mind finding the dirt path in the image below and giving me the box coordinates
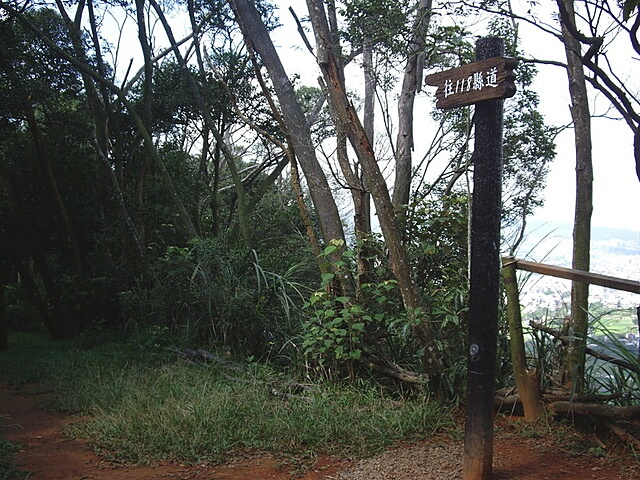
[0,385,347,479]
[1,385,638,479]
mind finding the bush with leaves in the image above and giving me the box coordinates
[301,240,414,380]
[407,194,469,395]
[120,238,308,357]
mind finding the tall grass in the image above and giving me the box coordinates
[585,318,640,403]
[0,333,453,465]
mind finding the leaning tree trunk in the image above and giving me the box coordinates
[306,0,441,377]
[502,260,544,421]
[327,0,372,289]
[558,0,593,394]
[229,0,347,253]
[0,263,8,352]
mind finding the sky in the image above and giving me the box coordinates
[102,0,640,234]
[516,13,640,233]
[273,1,640,234]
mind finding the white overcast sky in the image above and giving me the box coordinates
[515,11,640,233]
[273,1,640,233]
[103,0,639,233]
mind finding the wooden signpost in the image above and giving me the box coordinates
[424,55,517,109]
[425,38,517,480]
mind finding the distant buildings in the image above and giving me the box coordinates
[516,227,640,332]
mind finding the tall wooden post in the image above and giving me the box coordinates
[462,37,505,480]
[0,267,7,352]
[424,35,516,480]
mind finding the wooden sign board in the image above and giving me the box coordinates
[424,56,517,109]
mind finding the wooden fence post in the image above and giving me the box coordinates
[502,259,544,421]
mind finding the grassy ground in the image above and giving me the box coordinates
[0,332,453,467]
[593,308,638,337]
[0,439,23,480]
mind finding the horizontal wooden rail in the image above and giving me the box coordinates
[502,258,640,295]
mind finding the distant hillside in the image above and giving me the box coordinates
[525,220,640,243]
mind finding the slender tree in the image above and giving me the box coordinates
[392,0,433,224]
[229,0,348,256]
[558,0,593,393]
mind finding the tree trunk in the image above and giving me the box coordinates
[0,263,8,352]
[635,127,640,181]
[356,39,375,288]
[86,0,113,222]
[229,0,347,251]
[151,0,256,250]
[558,0,593,394]
[135,0,153,129]
[325,0,371,290]
[289,152,324,269]
[91,137,147,259]
[392,0,433,223]
[305,0,441,377]
[24,103,83,275]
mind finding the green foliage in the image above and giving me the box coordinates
[0,7,128,339]
[584,318,640,405]
[2,283,39,331]
[303,245,363,367]
[425,19,556,255]
[623,0,640,21]
[299,217,475,397]
[523,301,640,401]
[302,241,408,377]
[408,194,470,397]
[0,8,82,107]
[0,333,71,387]
[0,3,306,344]
[0,439,24,480]
[424,24,475,69]
[489,19,558,242]
[304,280,398,367]
[301,194,495,400]
[120,238,308,357]
[0,1,556,407]
[341,0,410,55]
[247,181,319,275]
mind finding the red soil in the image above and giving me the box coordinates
[1,384,637,479]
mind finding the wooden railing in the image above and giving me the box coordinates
[502,257,640,294]
[500,257,640,422]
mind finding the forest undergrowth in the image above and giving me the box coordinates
[0,332,453,467]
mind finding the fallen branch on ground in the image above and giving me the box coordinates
[548,401,640,419]
[364,357,429,385]
[169,347,243,371]
[543,392,623,403]
[606,421,640,450]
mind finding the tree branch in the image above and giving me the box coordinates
[530,321,640,375]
